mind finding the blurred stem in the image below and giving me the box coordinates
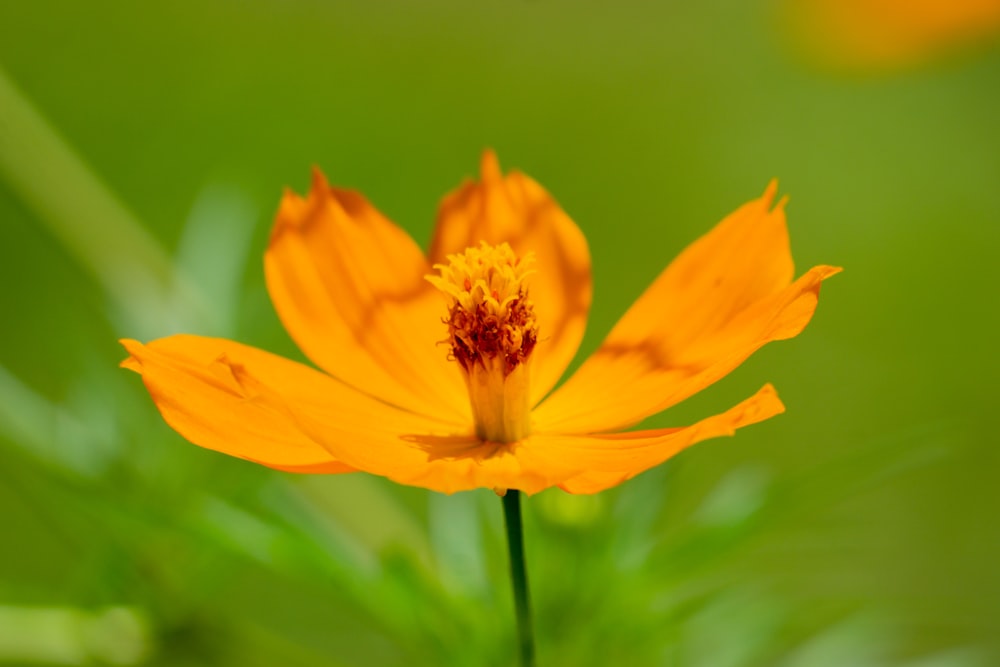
[0,67,207,329]
[502,490,535,667]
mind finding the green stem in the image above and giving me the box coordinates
[501,490,535,667]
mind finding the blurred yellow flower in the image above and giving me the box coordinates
[121,152,839,495]
[784,0,1000,71]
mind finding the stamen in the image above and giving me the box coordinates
[427,242,538,376]
[427,242,538,443]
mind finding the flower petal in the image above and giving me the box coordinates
[541,384,785,494]
[286,411,579,495]
[430,151,592,406]
[120,335,457,473]
[289,385,778,496]
[266,169,470,424]
[534,184,840,433]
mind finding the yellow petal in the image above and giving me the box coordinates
[292,379,774,495]
[534,184,840,433]
[613,181,794,354]
[122,336,784,495]
[286,406,580,495]
[541,384,785,494]
[266,169,470,423]
[119,335,456,473]
[430,151,592,406]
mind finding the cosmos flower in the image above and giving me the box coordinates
[121,152,839,495]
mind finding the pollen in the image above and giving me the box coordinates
[427,242,538,443]
[427,242,539,376]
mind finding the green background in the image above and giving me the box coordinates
[1,1,998,665]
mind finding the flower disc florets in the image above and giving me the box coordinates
[428,241,538,376]
[427,241,538,444]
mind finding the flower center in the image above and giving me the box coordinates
[427,241,538,443]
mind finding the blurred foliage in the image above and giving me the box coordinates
[1,0,999,665]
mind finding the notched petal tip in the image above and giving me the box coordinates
[119,338,144,372]
[744,383,786,423]
[762,178,780,205]
[270,166,337,245]
[802,265,844,297]
[816,264,844,280]
[270,190,307,244]
[761,179,791,214]
[480,148,502,183]
[309,165,331,194]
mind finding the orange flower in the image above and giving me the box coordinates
[784,0,1000,72]
[121,152,839,495]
